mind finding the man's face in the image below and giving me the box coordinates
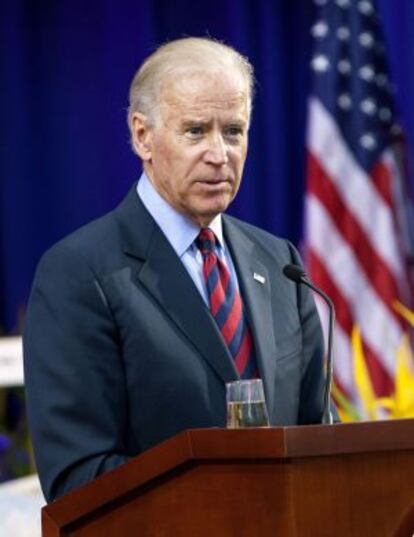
[133,70,250,226]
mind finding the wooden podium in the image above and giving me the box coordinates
[42,420,414,537]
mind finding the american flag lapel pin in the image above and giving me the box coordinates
[253,272,266,285]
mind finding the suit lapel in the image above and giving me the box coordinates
[115,187,239,384]
[223,217,278,417]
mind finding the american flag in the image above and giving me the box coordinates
[305,0,414,420]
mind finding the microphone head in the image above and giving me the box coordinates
[282,264,308,283]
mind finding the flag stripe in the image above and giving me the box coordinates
[308,98,405,282]
[307,194,402,377]
[308,151,403,325]
[308,248,394,397]
[370,160,394,208]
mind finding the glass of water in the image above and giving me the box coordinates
[226,379,270,428]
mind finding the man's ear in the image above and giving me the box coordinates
[131,112,153,161]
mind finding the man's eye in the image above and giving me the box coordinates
[187,126,204,136]
[224,127,243,137]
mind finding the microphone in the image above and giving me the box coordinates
[283,264,335,425]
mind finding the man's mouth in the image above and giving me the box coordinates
[196,177,231,185]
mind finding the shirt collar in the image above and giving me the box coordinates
[137,172,225,257]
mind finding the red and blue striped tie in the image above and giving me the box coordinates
[196,229,258,379]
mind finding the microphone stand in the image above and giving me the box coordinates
[283,264,335,425]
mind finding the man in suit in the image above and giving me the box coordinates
[23,37,326,502]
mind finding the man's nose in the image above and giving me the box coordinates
[204,133,229,165]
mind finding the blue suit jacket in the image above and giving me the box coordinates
[23,185,325,501]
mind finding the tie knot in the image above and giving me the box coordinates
[196,228,216,255]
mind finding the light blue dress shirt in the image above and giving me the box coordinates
[137,173,240,306]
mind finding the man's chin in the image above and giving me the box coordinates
[189,202,232,226]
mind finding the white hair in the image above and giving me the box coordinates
[127,37,254,150]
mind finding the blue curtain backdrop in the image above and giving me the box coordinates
[1,0,414,333]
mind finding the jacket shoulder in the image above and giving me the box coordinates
[39,209,119,270]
